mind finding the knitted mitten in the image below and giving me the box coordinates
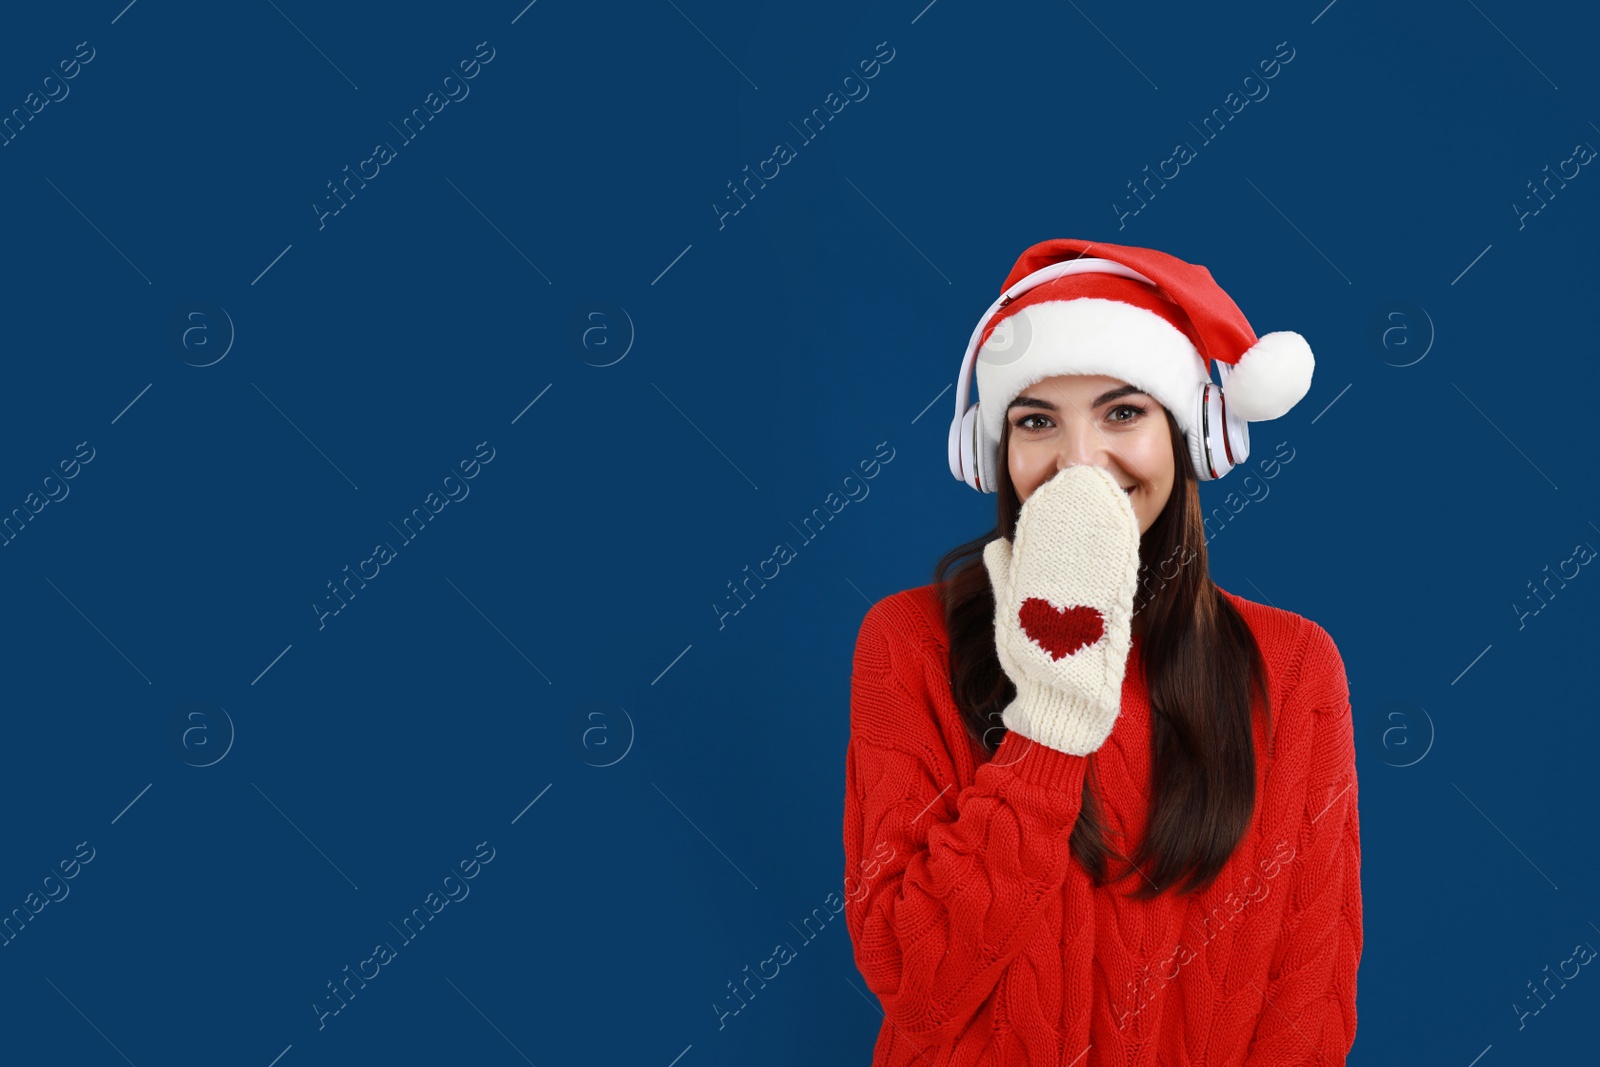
[983,464,1143,756]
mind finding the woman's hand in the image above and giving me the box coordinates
[983,464,1143,756]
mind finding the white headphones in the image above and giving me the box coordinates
[947,256,1251,493]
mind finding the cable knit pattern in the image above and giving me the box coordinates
[843,582,1361,1066]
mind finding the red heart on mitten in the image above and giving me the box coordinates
[1018,598,1105,660]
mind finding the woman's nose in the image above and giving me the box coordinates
[1055,422,1110,471]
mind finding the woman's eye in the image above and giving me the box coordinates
[1014,405,1145,432]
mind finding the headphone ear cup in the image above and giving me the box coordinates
[1222,391,1250,474]
[1187,383,1218,481]
[949,402,970,485]
[957,403,986,492]
[1189,380,1251,482]
[1191,381,1253,481]
[974,406,999,494]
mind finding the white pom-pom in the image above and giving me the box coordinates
[1223,330,1315,422]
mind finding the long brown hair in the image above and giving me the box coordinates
[934,407,1271,899]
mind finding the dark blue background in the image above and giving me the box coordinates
[1,0,1595,1063]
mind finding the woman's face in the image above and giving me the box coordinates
[1006,373,1175,535]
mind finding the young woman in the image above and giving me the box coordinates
[843,239,1361,1066]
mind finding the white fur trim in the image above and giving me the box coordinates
[1222,330,1314,422]
[975,298,1210,446]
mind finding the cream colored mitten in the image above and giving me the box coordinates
[983,464,1143,756]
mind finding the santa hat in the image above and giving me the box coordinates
[974,238,1314,467]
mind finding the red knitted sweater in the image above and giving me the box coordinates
[843,582,1361,1066]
